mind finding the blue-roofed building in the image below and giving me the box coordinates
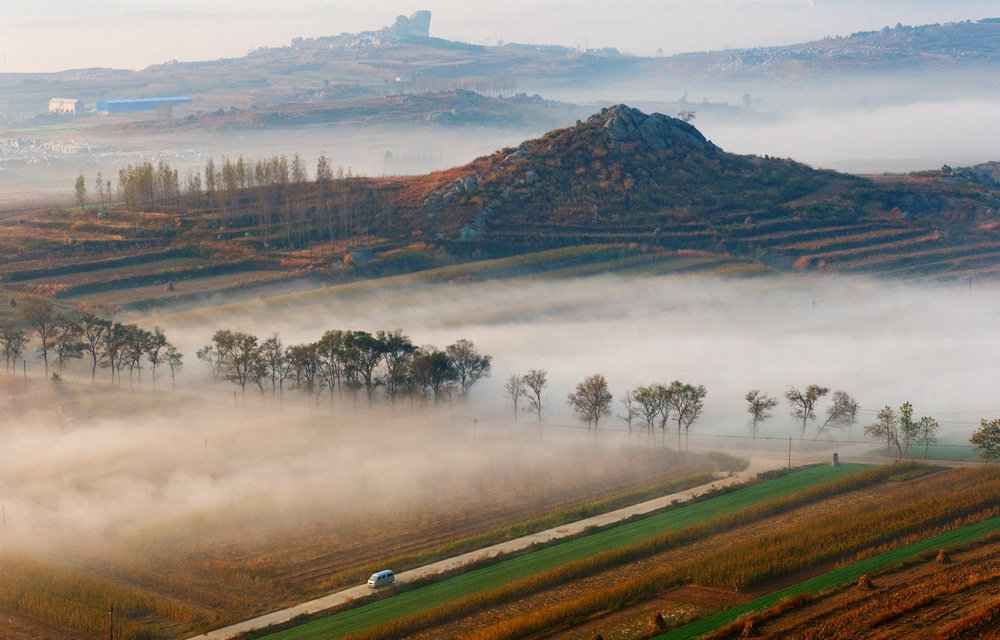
[96,96,192,115]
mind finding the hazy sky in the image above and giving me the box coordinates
[3,0,997,73]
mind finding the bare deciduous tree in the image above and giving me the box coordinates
[447,338,492,396]
[634,383,669,445]
[504,373,526,421]
[19,297,58,375]
[165,345,183,388]
[864,405,901,460]
[816,390,859,439]
[522,369,547,423]
[74,173,86,208]
[971,418,1000,464]
[665,381,707,450]
[567,374,613,431]
[917,416,940,458]
[0,325,28,372]
[618,389,638,434]
[746,389,778,446]
[786,384,829,439]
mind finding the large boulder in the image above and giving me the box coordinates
[387,10,432,37]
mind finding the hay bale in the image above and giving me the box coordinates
[857,574,874,590]
[648,611,667,632]
[592,635,604,640]
[936,549,952,564]
[741,620,761,637]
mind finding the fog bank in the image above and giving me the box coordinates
[3,273,997,561]
[159,274,1000,441]
[700,100,1000,173]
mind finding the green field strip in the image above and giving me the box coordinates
[656,513,1000,640]
[260,464,867,640]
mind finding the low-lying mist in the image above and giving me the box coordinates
[1,382,690,560]
[159,272,1000,442]
[4,273,998,564]
[700,99,1000,173]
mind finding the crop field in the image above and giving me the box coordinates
[265,464,1000,640]
[253,464,875,640]
[663,514,1000,640]
[0,376,747,640]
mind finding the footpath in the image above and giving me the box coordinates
[186,457,788,640]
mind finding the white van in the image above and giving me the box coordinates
[367,570,395,588]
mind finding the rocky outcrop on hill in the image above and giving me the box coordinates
[941,162,1000,187]
[386,11,432,38]
[417,103,832,242]
[593,104,713,151]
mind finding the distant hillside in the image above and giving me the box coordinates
[647,18,1000,80]
[103,89,581,134]
[4,17,998,117]
[2,105,999,311]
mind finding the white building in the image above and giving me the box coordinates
[48,98,84,114]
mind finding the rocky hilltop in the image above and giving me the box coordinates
[381,104,1000,279]
[417,104,827,240]
[598,104,711,150]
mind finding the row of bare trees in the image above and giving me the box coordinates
[864,402,940,460]
[503,376,869,449]
[505,371,709,449]
[619,380,708,449]
[117,161,181,212]
[743,385,860,444]
[80,153,392,253]
[1,298,182,385]
[197,328,491,403]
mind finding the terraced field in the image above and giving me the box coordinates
[244,463,1000,640]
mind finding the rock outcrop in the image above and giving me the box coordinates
[386,11,432,38]
[590,104,712,151]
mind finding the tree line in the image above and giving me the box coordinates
[1,297,182,385]
[505,370,708,449]
[502,375,948,460]
[196,328,491,403]
[7,299,1000,462]
[76,153,394,254]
